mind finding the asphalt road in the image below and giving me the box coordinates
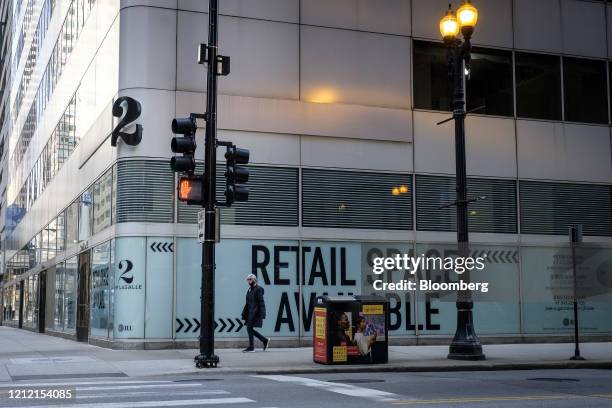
[0,369,610,407]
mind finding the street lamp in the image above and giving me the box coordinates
[439,0,485,361]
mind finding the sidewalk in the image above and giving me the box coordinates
[0,327,611,381]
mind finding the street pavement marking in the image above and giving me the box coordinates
[76,390,231,399]
[12,397,255,407]
[0,378,259,407]
[390,394,612,405]
[74,383,204,392]
[9,356,97,364]
[0,380,173,388]
[256,375,399,402]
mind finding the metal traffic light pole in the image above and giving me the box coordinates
[195,0,220,369]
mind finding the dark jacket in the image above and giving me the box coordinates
[242,284,266,328]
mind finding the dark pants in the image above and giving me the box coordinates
[247,324,267,348]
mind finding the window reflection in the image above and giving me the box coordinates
[54,263,64,331]
[516,52,562,120]
[93,170,112,235]
[78,189,93,242]
[413,40,453,111]
[64,257,78,332]
[91,242,111,338]
[10,0,98,223]
[563,57,608,124]
[466,48,514,117]
[66,200,79,247]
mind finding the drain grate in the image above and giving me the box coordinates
[528,378,580,383]
[327,379,385,384]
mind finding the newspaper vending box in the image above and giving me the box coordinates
[313,295,389,365]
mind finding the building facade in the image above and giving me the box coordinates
[0,0,12,283]
[0,0,611,348]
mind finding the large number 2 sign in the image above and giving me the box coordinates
[111,96,143,146]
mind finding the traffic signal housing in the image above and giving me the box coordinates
[170,116,197,174]
[224,145,249,205]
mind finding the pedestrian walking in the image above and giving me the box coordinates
[241,273,270,352]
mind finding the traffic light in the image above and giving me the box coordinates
[170,116,197,174]
[177,175,204,205]
[224,145,249,205]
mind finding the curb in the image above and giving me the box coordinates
[251,361,612,375]
[161,360,612,377]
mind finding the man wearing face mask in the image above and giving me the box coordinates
[241,273,270,352]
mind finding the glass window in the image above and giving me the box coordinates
[47,219,57,260]
[115,161,174,223]
[12,284,20,324]
[466,48,514,116]
[520,181,612,236]
[609,62,611,122]
[91,242,110,338]
[516,52,562,120]
[41,228,49,263]
[66,200,78,246]
[108,239,115,338]
[64,256,78,332]
[302,169,412,230]
[32,275,39,328]
[415,175,518,233]
[24,278,32,326]
[34,233,42,265]
[93,170,112,234]
[413,41,513,116]
[413,40,453,111]
[563,57,608,124]
[179,165,299,226]
[24,276,38,328]
[54,263,64,331]
[78,188,93,241]
[111,165,117,224]
[56,212,65,251]
[27,239,36,269]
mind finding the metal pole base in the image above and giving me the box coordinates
[194,353,220,369]
[448,304,486,361]
[570,355,585,361]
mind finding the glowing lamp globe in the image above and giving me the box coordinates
[457,0,478,37]
[440,9,459,42]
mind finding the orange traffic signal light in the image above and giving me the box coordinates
[179,178,192,200]
[178,176,204,204]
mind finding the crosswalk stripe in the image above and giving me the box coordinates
[14,397,255,407]
[257,375,399,402]
[76,390,231,399]
[0,380,173,388]
[75,384,203,392]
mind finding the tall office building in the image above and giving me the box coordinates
[0,0,611,349]
[0,1,12,282]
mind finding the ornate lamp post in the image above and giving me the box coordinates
[439,1,486,360]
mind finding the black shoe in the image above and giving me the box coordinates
[242,347,255,353]
[263,338,271,351]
